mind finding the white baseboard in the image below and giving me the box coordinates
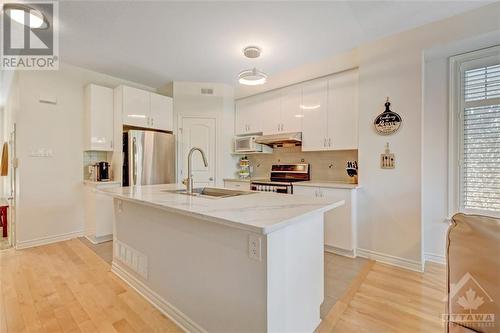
[424,252,446,265]
[85,233,113,245]
[111,260,206,333]
[15,230,84,250]
[324,244,356,258]
[357,248,424,272]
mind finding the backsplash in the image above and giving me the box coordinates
[83,151,111,180]
[245,147,358,183]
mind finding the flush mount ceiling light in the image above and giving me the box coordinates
[243,46,262,59]
[3,3,49,29]
[238,68,268,86]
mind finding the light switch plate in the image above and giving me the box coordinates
[248,234,262,261]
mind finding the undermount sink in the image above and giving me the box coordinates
[164,187,254,199]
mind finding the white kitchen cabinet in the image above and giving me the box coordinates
[327,69,359,150]
[224,179,251,190]
[280,85,303,133]
[84,84,114,151]
[260,92,282,135]
[235,98,262,135]
[301,79,329,151]
[120,85,150,128]
[294,185,357,257]
[116,85,173,131]
[84,181,121,244]
[150,93,174,131]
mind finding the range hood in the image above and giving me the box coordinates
[255,132,302,146]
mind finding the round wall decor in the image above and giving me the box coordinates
[374,98,402,135]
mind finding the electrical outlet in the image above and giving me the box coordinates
[248,234,262,261]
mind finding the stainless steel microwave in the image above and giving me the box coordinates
[234,136,263,153]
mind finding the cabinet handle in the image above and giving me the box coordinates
[328,138,331,147]
[110,140,113,149]
[278,124,280,132]
[152,117,154,126]
[324,138,327,147]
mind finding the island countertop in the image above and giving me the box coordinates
[101,184,344,234]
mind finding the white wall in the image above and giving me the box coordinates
[11,63,154,247]
[171,82,238,186]
[422,30,500,262]
[236,2,500,270]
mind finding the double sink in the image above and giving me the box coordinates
[165,187,254,199]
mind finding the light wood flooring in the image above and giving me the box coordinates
[1,239,446,333]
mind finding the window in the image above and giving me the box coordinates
[449,46,500,217]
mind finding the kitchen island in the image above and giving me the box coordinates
[103,184,344,333]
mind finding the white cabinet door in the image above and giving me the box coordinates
[85,84,114,151]
[301,79,328,151]
[122,86,150,127]
[150,93,173,131]
[293,185,319,197]
[260,92,282,135]
[235,97,263,135]
[320,187,356,253]
[280,86,303,133]
[224,180,251,191]
[327,69,359,150]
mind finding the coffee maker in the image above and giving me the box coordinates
[95,161,110,181]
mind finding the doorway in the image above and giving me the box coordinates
[179,116,216,188]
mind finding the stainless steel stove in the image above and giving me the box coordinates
[250,164,310,194]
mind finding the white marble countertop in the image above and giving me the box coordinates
[101,184,344,234]
[294,181,360,189]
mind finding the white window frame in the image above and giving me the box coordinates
[449,45,500,218]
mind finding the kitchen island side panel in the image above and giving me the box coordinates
[112,199,268,332]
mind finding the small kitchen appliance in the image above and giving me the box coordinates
[96,161,110,181]
[250,164,310,194]
[234,136,270,153]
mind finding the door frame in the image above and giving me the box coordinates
[176,115,218,186]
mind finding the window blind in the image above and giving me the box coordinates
[462,63,500,212]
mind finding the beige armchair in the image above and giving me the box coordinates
[446,213,500,333]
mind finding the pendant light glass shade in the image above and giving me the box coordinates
[238,68,267,86]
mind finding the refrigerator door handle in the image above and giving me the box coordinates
[132,137,137,186]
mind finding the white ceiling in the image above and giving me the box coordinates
[58,1,491,90]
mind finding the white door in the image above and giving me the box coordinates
[122,86,150,127]
[180,117,216,187]
[301,79,328,151]
[235,99,252,135]
[150,93,173,131]
[280,86,303,133]
[327,69,359,150]
[321,188,355,252]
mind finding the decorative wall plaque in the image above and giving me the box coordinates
[374,98,402,135]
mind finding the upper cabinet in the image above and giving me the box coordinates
[150,93,173,131]
[116,85,173,131]
[234,68,359,150]
[235,97,262,135]
[301,79,328,151]
[84,84,114,151]
[327,69,359,150]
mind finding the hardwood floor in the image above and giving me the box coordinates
[320,261,446,333]
[0,239,182,333]
[1,239,446,333]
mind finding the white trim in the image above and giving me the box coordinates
[324,245,356,258]
[111,260,206,333]
[424,252,446,265]
[448,45,500,218]
[84,233,113,245]
[15,230,84,249]
[357,248,424,272]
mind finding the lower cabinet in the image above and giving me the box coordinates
[294,185,357,257]
[84,181,121,244]
[224,179,251,191]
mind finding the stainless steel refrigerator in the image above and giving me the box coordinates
[123,130,175,186]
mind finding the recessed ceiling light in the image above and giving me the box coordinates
[238,68,267,86]
[243,46,262,59]
[4,4,49,29]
